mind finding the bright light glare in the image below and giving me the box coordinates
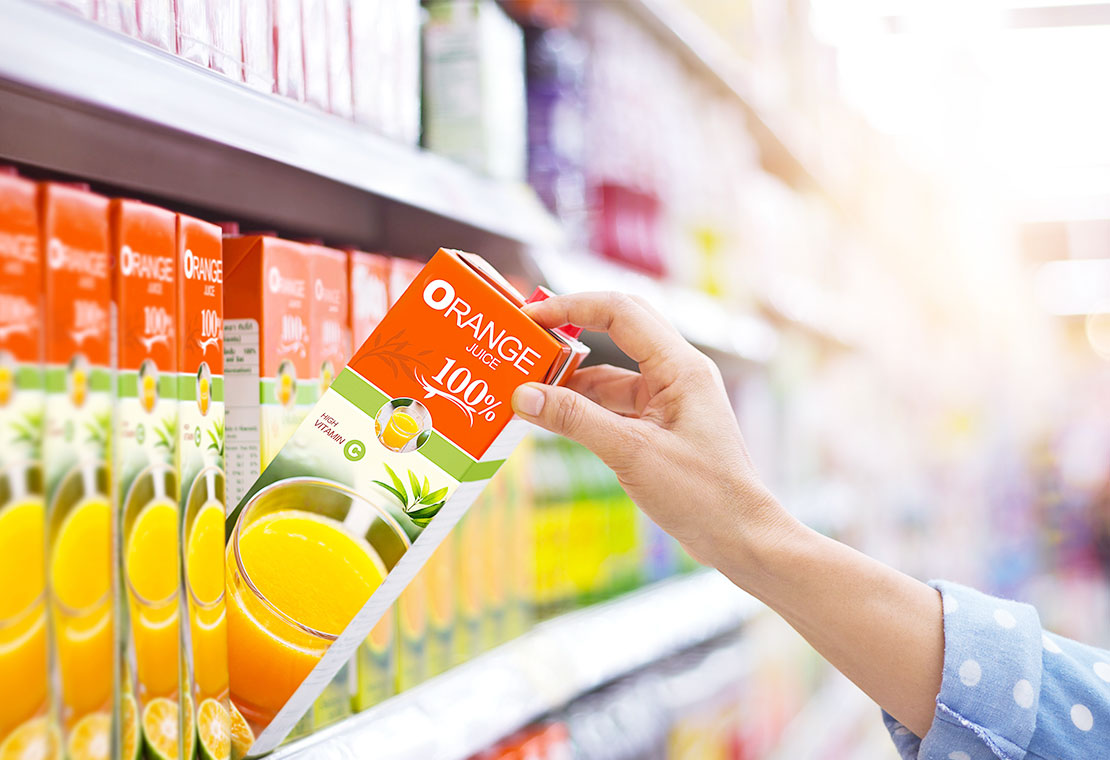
[1034,258,1110,315]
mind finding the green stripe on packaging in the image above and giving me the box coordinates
[15,366,43,390]
[177,374,224,402]
[117,372,177,399]
[461,459,503,483]
[259,379,320,405]
[331,368,505,482]
[44,367,112,392]
[330,369,387,415]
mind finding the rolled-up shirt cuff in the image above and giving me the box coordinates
[883,580,1043,760]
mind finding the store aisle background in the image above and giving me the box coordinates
[2,0,1109,758]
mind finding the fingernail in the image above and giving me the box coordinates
[512,384,545,417]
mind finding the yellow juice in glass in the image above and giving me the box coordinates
[226,508,388,733]
[125,498,180,699]
[0,497,48,737]
[51,496,113,725]
[185,500,228,699]
[380,411,419,451]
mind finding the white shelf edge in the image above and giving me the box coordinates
[270,572,762,760]
[0,0,563,248]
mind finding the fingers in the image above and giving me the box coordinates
[524,292,689,366]
[511,382,643,464]
[566,364,645,416]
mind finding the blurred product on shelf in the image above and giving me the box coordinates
[272,0,304,100]
[523,25,588,249]
[241,0,274,92]
[0,171,50,760]
[422,0,527,181]
[347,250,391,349]
[41,0,421,143]
[39,181,115,760]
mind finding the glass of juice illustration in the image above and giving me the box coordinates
[225,478,409,735]
[123,464,180,701]
[0,464,48,739]
[49,464,113,729]
[183,467,228,700]
[374,400,430,453]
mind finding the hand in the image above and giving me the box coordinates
[511,292,790,568]
[513,292,944,738]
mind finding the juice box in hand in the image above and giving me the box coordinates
[40,183,115,760]
[224,249,587,755]
[0,171,50,758]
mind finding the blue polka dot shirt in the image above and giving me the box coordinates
[884,581,1110,760]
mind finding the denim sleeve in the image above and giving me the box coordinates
[883,581,1110,760]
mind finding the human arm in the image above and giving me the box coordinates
[509,292,944,736]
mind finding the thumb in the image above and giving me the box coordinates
[512,382,633,462]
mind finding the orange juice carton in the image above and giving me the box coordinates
[347,250,390,348]
[0,172,50,758]
[223,248,588,754]
[110,199,181,760]
[39,183,114,760]
[175,215,231,760]
[388,257,424,307]
[222,235,313,508]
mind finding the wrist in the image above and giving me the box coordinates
[708,485,808,595]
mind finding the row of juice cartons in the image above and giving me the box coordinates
[43,0,422,144]
[0,169,470,760]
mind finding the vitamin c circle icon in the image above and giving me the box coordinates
[343,439,366,461]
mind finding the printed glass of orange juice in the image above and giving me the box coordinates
[380,411,419,451]
[49,468,113,728]
[225,478,407,734]
[0,469,48,738]
[123,465,180,701]
[184,471,228,700]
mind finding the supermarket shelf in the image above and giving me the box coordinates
[624,0,831,197]
[0,0,563,252]
[271,572,762,760]
[534,249,781,366]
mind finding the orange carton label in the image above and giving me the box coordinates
[224,249,587,754]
